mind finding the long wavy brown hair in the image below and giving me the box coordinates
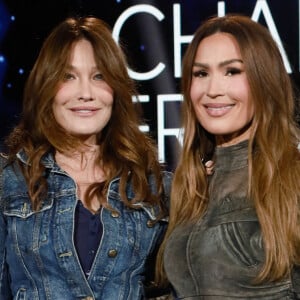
[157,14,300,284]
[6,17,166,216]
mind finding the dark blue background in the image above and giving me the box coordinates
[0,0,299,169]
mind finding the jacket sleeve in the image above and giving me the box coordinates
[0,155,12,299]
[0,213,12,299]
[162,171,173,214]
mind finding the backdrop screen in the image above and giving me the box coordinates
[0,0,299,169]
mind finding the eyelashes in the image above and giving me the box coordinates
[192,70,207,78]
[192,67,243,78]
[63,73,75,81]
[226,68,242,76]
[62,72,104,81]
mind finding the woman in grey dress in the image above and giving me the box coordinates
[156,14,300,299]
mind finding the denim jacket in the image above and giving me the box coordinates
[0,151,172,300]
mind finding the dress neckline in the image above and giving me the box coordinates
[214,139,249,172]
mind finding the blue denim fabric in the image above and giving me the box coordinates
[0,151,172,299]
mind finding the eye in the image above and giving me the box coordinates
[226,68,242,76]
[63,72,75,81]
[192,70,208,78]
[94,73,104,80]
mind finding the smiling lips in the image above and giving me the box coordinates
[70,106,100,116]
[204,103,235,117]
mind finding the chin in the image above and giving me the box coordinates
[205,128,231,135]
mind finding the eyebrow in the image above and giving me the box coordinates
[64,64,79,72]
[193,59,244,68]
[64,64,99,72]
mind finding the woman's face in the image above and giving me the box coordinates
[53,39,113,145]
[190,32,254,146]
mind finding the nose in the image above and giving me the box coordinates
[78,79,94,101]
[78,96,93,101]
[206,74,224,98]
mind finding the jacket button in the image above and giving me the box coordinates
[147,220,154,228]
[111,211,120,218]
[108,249,118,258]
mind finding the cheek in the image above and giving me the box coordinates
[101,83,114,103]
[51,102,62,126]
[99,91,114,109]
[190,83,203,118]
[53,85,70,107]
[190,80,205,104]
[230,78,250,100]
[106,93,114,106]
[52,93,68,124]
[247,101,255,120]
[52,101,59,116]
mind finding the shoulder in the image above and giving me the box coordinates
[162,171,173,211]
[162,171,173,194]
[0,152,6,163]
[0,153,8,205]
[147,170,173,191]
[0,153,9,174]
[162,170,173,181]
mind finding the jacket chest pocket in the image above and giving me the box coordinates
[3,194,54,251]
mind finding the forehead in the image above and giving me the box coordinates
[68,39,96,63]
[194,32,242,62]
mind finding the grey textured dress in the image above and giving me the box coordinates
[164,140,298,299]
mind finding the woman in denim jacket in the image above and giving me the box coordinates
[156,15,300,298]
[0,17,171,299]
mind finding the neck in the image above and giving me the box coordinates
[55,147,104,183]
[216,123,252,147]
[56,145,100,167]
[55,147,104,212]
